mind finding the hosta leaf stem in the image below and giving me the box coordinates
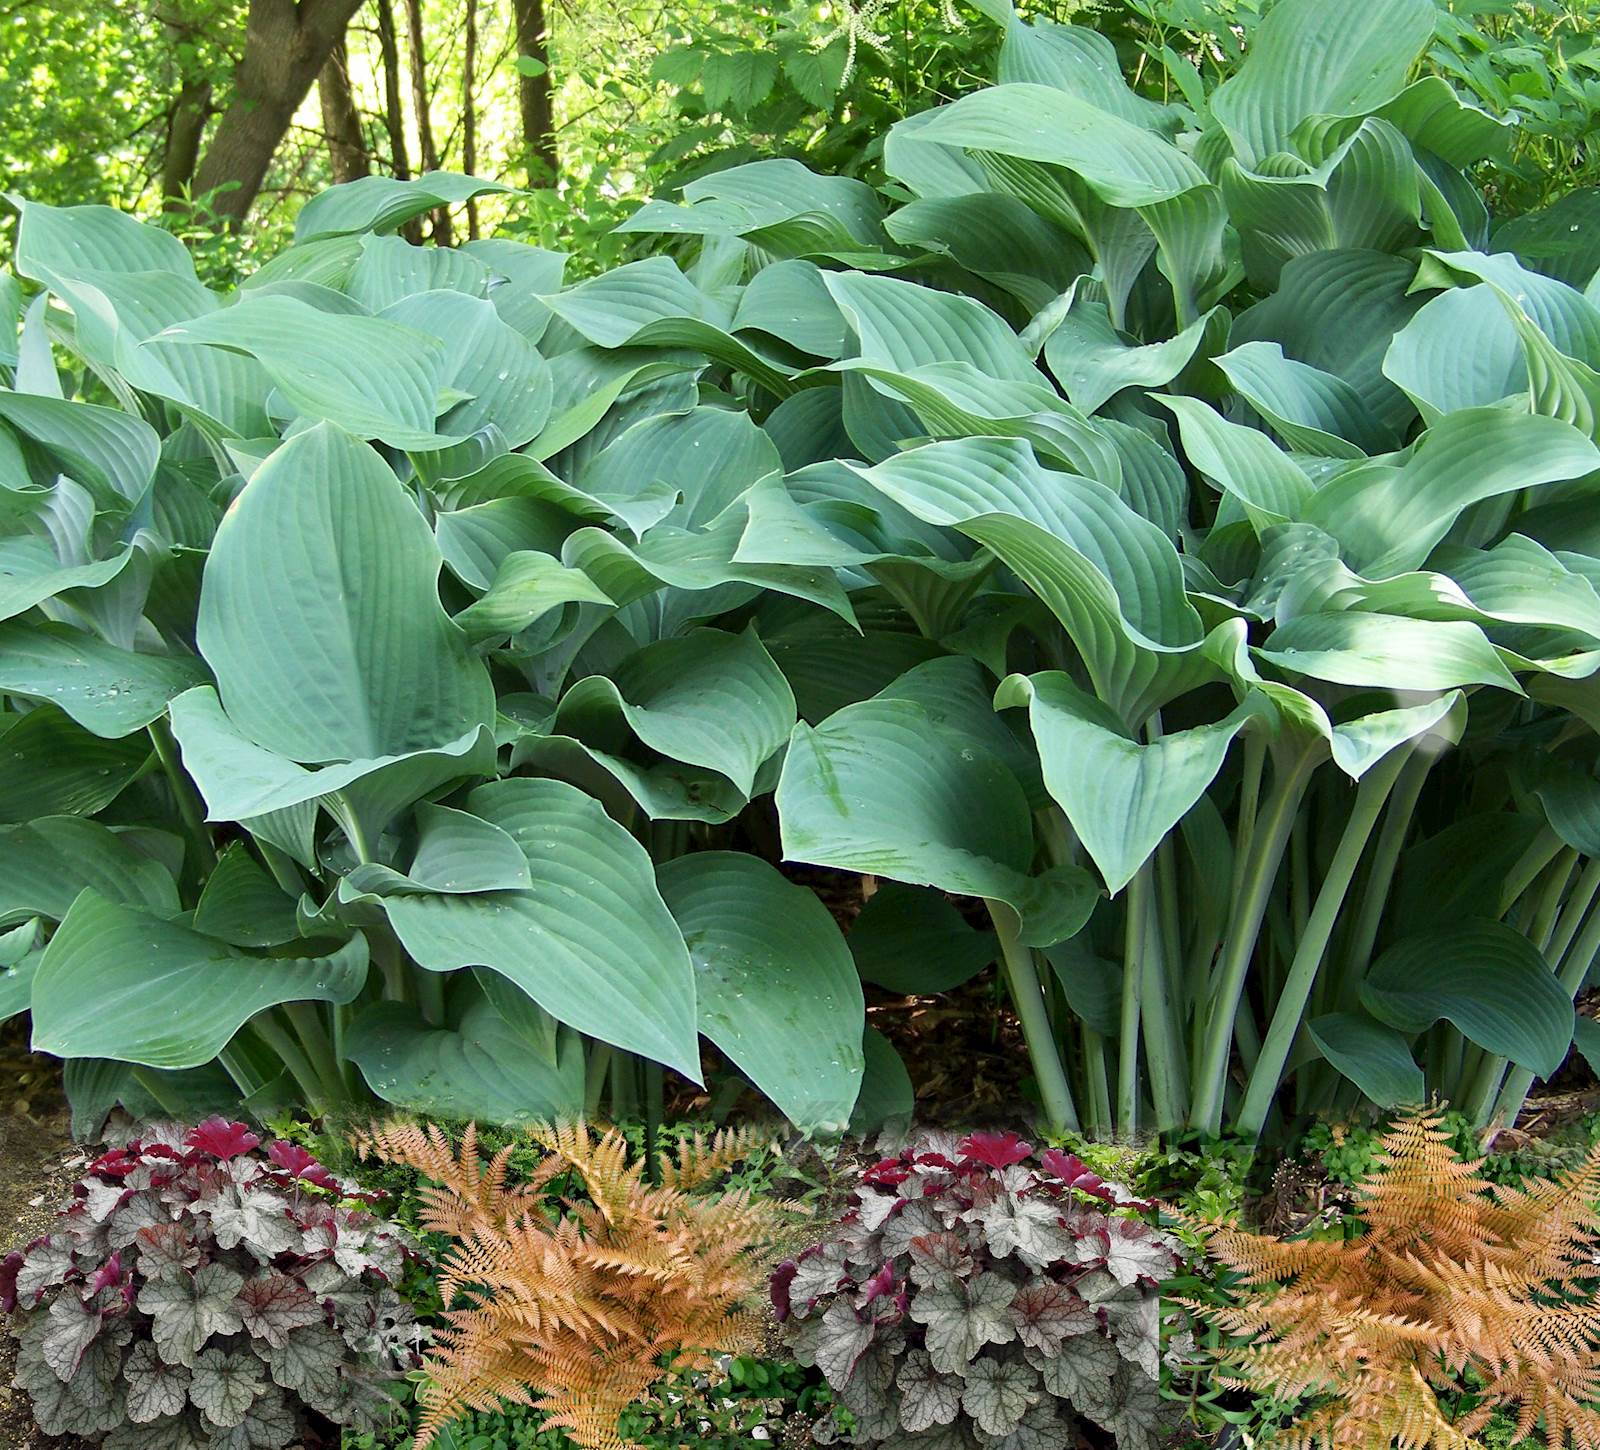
[1238,743,1415,1141]
[987,898,1078,1133]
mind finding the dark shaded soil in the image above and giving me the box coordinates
[0,1022,84,1449]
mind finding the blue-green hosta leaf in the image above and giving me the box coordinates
[192,844,300,948]
[552,627,795,796]
[0,935,38,1025]
[776,697,1097,948]
[1362,920,1575,1077]
[1220,118,1422,292]
[0,816,179,927]
[911,84,1207,207]
[730,259,849,358]
[380,289,552,449]
[375,777,702,1078]
[1528,757,1600,857]
[197,423,494,763]
[158,296,456,450]
[998,15,1179,132]
[452,550,612,642]
[882,194,1089,314]
[1231,249,1423,439]
[346,992,585,1125]
[1214,341,1396,458]
[461,237,566,340]
[823,271,1040,384]
[31,891,367,1068]
[1493,188,1600,290]
[169,686,496,845]
[0,623,208,737]
[1302,408,1600,576]
[1308,1012,1425,1107]
[1209,0,1434,161]
[345,234,490,310]
[1327,694,1464,780]
[851,1026,915,1136]
[509,732,747,825]
[0,391,160,511]
[1156,394,1314,527]
[658,852,864,1134]
[294,171,512,242]
[1257,612,1520,692]
[1383,285,1528,421]
[0,536,141,624]
[0,706,148,823]
[847,882,998,995]
[996,672,1255,894]
[1044,302,1222,416]
[8,195,195,281]
[576,405,783,532]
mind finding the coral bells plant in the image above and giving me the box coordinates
[772,1131,1179,1450]
[1,1117,419,1448]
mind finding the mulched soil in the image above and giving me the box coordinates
[0,1021,85,1449]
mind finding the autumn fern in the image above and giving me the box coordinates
[1182,1109,1600,1450]
[353,1120,786,1450]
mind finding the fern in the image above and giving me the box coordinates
[1182,1109,1600,1450]
[353,1121,788,1450]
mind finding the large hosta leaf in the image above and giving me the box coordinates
[1209,0,1435,161]
[1256,613,1521,693]
[0,706,149,823]
[1308,1013,1425,1107]
[197,423,493,763]
[293,171,513,242]
[346,983,585,1125]
[847,882,997,994]
[31,893,367,1068]
[1362,920,1575,1076]
[552,628,795,796]
[374,778,702,1077]
[658,852,863,1134]
[776,697,1096,947]
[0,623,208,737]
[0,816,179,926]
[997,672,1255,893]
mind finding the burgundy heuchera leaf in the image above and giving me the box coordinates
[186,1117,263,1159]
[266,1141,339,1190]
[958,1130,1034,1169]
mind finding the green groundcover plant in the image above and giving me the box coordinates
[7,0,1600,1146]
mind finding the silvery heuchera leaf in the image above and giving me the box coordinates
[208,1385,299,1450]
[881,1199,946,1259]
[41,1292,104,1379]
[266,1323,346,1411]
[1078,1268,1162,1377]
[27,1366,128,1438]
[1098,1217,1179,1287]
[908,1231,974,1287]
[975,1192,1074,1268]
[203,1185,301,1259]
[809,1296,879,1387]
[857,1186,903,1231]
[15,1238,75,1306]
[1007,1278,1094,1354]
[138,1263,246,1367]
[13,1322,59,1394]
[880,1425,975,1450]
[982,1400,1076,1450]
[910,1272,1018,1374]
[838,1341,901,1441]
[124,1340,192,1423]
[791,1242,852,1306]
[301,1257,372,1318]
[896,1348,964,1432]
[235,1273,325,1348]
[330,1220,406,1280]
[83,1176,132,1223]
[1028,1332,1120,1417]
[1096,1360,1168,1450]
[105,1409,211,1449]
[189,1345,267,1428]
[136,1222,203,1280]
[961,1354,1040,1437]
[107,1192,166,1251]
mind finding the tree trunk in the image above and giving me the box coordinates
[318,34,369,184]
[374,0,420,243]
[402,0,449,244]
[462,0,480,239]
[161,77,213,213]
[192,0,366,227]
[512,0,557,187]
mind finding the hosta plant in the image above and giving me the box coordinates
[10,0,1600,1149]
[0,1116,419,1448]
[771,1129,1179,1449]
